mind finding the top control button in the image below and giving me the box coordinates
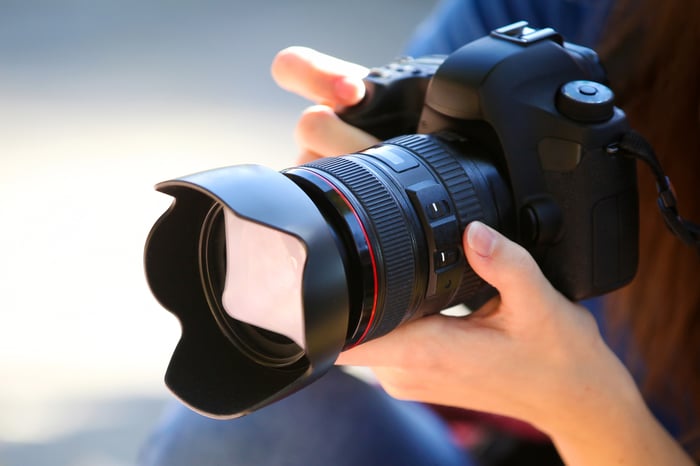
[389,63,415,74]
[556,80,615,122]
[368,68,390,78]
[578,84,598,96]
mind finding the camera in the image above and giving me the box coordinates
[144,22,638,418]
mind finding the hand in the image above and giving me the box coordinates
[337,222,691,465]
[337,221,631,430]
[271,46,379,163]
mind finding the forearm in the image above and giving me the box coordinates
[544,381,693,465]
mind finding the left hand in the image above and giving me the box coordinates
[336,221,640,438]
[271,46,379,163]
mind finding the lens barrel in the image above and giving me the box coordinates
[285,133,513,347]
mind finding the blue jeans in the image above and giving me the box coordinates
[139,368,473,466]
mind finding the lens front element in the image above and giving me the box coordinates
[221,207,308,350]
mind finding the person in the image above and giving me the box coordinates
[140,1,700,464]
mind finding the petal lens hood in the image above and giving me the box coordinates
[144,164,350,418]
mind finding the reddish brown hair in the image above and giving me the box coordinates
[599,0,700,457]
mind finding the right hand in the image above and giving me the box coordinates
[271,46,380,164]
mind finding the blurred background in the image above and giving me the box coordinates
[0,1,436,464]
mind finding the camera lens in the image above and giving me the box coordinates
[284,133,513,347]
[199,203,307,368]
[144,133,513,417]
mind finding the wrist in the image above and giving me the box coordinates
[540,367,644,441]
[538,364,692,465]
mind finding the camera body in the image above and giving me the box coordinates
[144,22,639,418]
[342,22,638,300]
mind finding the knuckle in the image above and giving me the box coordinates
[514,249,539,276]
[294,106,332,144]
[502,240,540,277]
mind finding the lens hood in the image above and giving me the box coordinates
[144,164,350,418]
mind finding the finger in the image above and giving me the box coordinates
[463,221,562,312]
[295,105,379,157]
[271,46,368,107]
[334,309,503,369]
[335,313,451,368]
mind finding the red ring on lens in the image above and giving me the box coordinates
[295,168,378,347]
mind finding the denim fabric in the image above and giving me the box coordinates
[139,368,473,466]
[404,0,615,56]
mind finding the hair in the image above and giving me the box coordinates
[598,0,700,457]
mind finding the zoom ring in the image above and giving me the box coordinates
[387,134,486,228]
[303,156,416,342]
[387,134,488,303]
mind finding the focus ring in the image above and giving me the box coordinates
[303,156,416,342]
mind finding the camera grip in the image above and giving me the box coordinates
[337,56,443,140]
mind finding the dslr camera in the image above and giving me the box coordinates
[144,22,638,418]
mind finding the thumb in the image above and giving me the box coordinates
[463,221,560,311]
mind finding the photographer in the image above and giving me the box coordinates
[140,0,699,464]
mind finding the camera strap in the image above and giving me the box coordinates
[608,131,700,254]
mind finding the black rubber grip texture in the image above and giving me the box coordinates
[386,134,488,303]
[303,156,416,342]
[387,134,486,228]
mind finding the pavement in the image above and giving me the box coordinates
[0,1,435,465]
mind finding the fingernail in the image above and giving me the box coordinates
[467,221,496,258]
[334,77,364,105]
